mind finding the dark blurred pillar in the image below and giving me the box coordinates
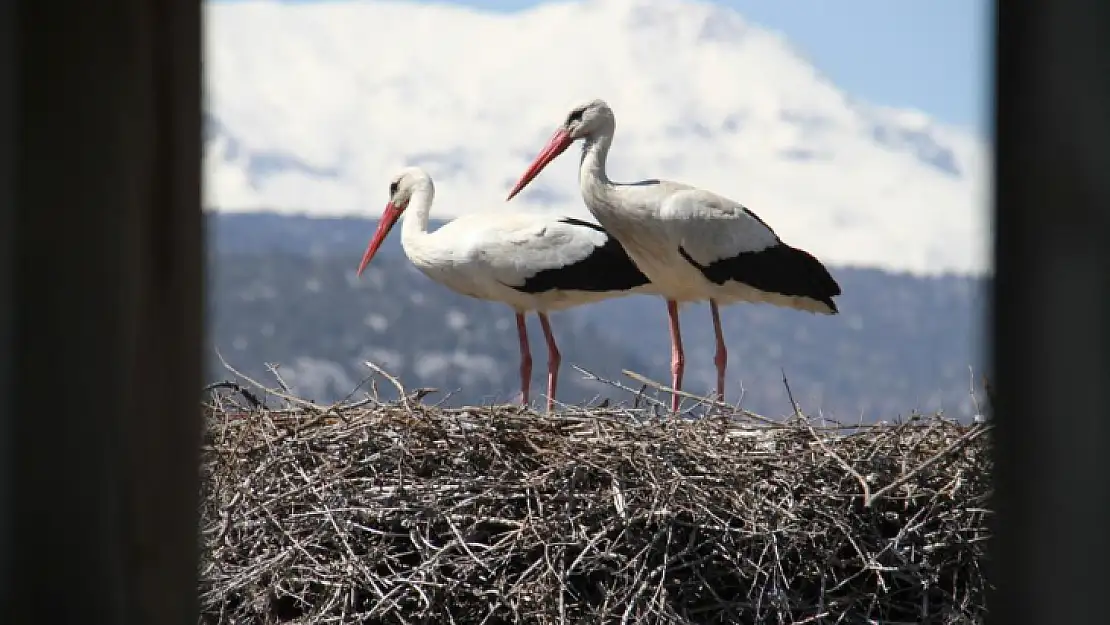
[0,0,13,612]
[0,0,203,623]
[992,0,1110,623]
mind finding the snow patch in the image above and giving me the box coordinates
[203,0,991,277]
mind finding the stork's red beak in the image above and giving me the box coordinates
[506,128,573,201]
[356,201,403,277]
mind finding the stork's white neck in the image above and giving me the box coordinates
[399,179,435,257]
[578,130,616,212]
[577,125,655,226]
[579,132,612,187]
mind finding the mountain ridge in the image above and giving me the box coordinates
[207,211,988,421]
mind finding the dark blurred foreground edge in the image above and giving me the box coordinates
[0,0,203,623]
[992,0,1110,624]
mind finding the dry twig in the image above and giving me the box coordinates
[199,381,993,624]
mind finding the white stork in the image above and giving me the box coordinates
[356,166,656,412]
[506,99,842,412]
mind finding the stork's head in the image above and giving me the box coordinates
[561,98,614,140]
[506,99,614,201]
[356,167,433,277]
[386,166,431,209]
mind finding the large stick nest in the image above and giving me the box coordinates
[199,384,993,624]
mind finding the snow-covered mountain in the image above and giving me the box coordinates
[204,0,992,276]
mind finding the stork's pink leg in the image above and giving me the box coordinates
[667,299,684,412]
[515,312,532,406]
[537,312,561,413]
[710,300,727,402]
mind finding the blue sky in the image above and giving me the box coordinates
[238,0,991,137]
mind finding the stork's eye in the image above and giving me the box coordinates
[389,181,399,197]
[565,107,586,125]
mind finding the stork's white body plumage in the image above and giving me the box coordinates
[507,99,842,411]
[399,204,657,312]
[357,166,656,411]
[579,180,836,313]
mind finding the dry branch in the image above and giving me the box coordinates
[199,383,993,624]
